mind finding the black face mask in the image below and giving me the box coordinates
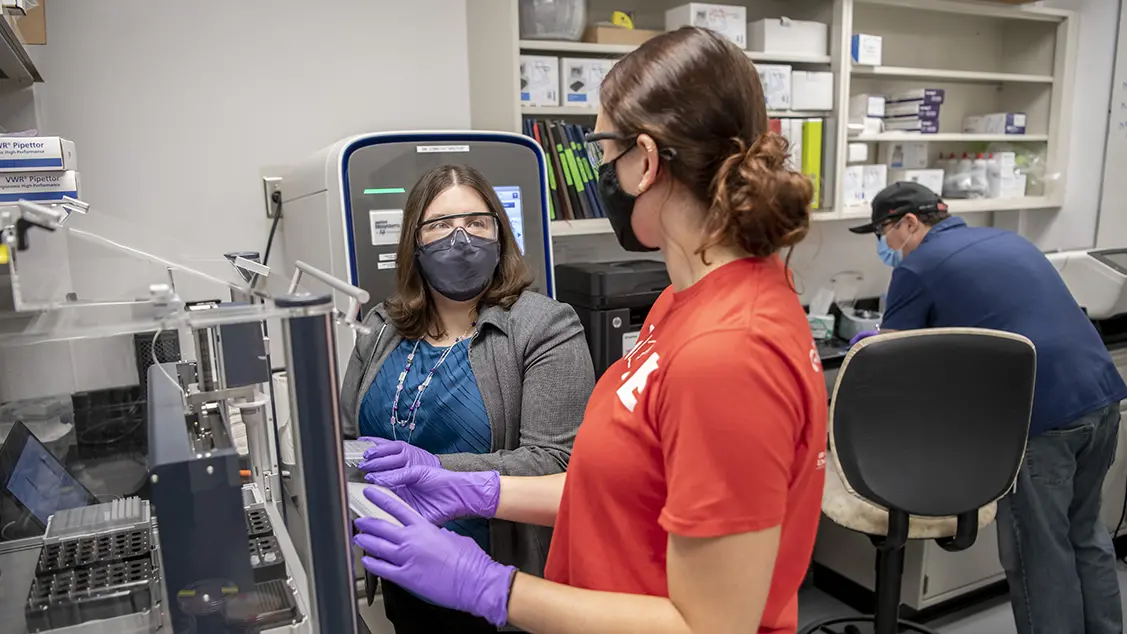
[416,229,500,302]
[597,149,659,253]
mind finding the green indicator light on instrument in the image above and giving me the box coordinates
[364,187,406,195]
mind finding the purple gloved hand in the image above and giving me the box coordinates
[357,438,441,472]
[364,465,499,525]
[354,488,516,628]
[849,330,879,347]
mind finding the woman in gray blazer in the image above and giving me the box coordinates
[338,164,594,633]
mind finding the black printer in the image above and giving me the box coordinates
[555,260,671,378]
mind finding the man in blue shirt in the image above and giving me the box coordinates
[851,182,1127,634]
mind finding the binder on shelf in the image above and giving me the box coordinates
[802,118,824,209]
[524,117,609,222]
[553,121,593,220]
[783,119,803,172]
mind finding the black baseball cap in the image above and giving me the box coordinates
[849,181,948,234]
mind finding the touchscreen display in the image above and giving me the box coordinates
[493,186,525,254]
[7,437,93,524]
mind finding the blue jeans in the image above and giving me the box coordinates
[997,403,1123,634]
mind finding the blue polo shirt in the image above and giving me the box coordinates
[883,217,1127,436]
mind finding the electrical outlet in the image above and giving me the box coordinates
[263,177,282,219]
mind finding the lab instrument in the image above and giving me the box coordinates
[0,199,399,633]
[278,131,555,376]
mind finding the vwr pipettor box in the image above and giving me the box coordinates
[0,137,77,171]
[0,171,80,203]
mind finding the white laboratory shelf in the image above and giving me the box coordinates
[0,16,39,89]
[553,211,847,236]
[519,40,636,55]
[471,1,1077,245]
[519,39,831,65]
[523,106,832,118]
[521,106,598,116]
[947,196,1057,213]
[855,133,1050,143]
[840,197,1057,219]
[769,110,834,118]
[550,218,612,237]
[850,65,1054,84]
[747,51,832,65]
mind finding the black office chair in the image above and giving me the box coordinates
[800,328,1035,634]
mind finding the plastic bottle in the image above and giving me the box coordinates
[942,153,958,197]
[971,152,989,198]
[954,152,973,197]
[986,153,1001,198]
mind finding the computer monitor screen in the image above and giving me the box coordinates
[2,422,98,526]
[493,186,525,254]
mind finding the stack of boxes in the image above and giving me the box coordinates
[883,89,945,135]
[988,151,1027,199]
[0,137,79,205]
[519,56,617,110]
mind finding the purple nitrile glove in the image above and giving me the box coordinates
[358,438,441,472]
[364,465,499,525]
[354,488,517,628]
[849,329,879,347]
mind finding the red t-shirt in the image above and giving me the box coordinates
[544,257,828,633]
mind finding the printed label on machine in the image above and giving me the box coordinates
[416,145,470,154]
[369,210,403,246]
[377,262,396,270]
[379,253,396,262]
[622,331,640,357]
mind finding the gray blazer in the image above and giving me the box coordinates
[339,291,595,578]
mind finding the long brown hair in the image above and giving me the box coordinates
[599,27,813,262]
[385,164,531,340]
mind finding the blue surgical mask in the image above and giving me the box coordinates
[877,235,903,268]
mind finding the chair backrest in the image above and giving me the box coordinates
[831,328,1035,518]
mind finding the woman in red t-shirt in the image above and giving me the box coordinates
[353,26,828,634]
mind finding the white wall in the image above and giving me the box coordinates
[1,0,472,400]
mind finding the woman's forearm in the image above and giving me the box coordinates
[507,573,690,634]
[495,473,566,526]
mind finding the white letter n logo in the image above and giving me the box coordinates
[616,353,660,413]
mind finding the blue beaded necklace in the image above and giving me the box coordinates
[389,322,476,442]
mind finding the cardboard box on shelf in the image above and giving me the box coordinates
[850,34,882,65]
[582,25,661,46]
[884,101,940,118]
[843,165,865,205]
[791,71,833,111]
[890,168,944,195]
[0,136,76,172]
[862,164,888,201]
[519,55,560,107]
[879,142,930,169]
[847,143,869,164]
[561,58,616,108]
[963,113,1027,135]
[14,0,43,45]
[850,94,885,119]
[666,3,747,48]
[756,64,791,110]
[884,119,939,134]
[0,170,79,203]
[886,89,945,105]
[747,17,827,57]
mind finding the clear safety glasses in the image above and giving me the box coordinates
[417,212,499,246]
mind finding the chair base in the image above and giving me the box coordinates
[799,615,939,634]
